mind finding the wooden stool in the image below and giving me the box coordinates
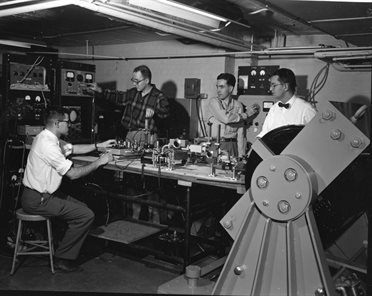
[10,208,55,275]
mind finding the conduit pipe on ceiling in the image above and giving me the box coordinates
[34,46,372,69]
[333,55,372,61]
[42,25,133,39]
[74,0,255,51]
[309,16,372,24]
[343,65,372,69]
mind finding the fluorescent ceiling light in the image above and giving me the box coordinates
[0,0,74,17]
[0,40,31,48]
[128,0,227,29]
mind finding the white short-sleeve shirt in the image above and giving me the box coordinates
[23,129,73,194]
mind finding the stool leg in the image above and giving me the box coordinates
[10,219,23,275]
[46,219,55,274]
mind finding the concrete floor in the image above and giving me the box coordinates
[0,236,179,295]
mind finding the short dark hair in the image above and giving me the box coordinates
[217,73,236,88]
[44,106,66,126]
[272,68,297,93]
[133,65,152,83]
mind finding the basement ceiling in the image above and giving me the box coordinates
[0,0,371,50]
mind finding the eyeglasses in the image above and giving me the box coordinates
[270,83,283,88]
[269,83,282,89]
[58,120,71,126]
[131,78,146,85]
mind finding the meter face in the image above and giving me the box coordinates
[66,71,74,79]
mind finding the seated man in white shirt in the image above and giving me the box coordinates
[22,106,116,272]
[257,68,317,138]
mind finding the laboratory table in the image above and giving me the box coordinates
[72,155,246,270]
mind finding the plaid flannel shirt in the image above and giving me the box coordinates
[121,85,169,132]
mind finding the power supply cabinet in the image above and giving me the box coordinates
[55,61,96,144]
[1,53,55,134]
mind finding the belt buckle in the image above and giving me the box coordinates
[40,193,50,205]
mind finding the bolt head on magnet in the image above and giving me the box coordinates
[278,200,291,214]
[284,168,297,182]
[256,176,269,188]
[350,137,363,148]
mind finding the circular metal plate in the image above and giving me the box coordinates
[251,155,316,221]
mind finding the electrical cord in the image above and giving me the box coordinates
[39,86,48,108]
[19,56,45,84]
[0,138,25,220]
[13,140,25,212]
[306,63,330,107]
[114,157,137,170]
[195,97,207,137]
[85,182,111,226]
[200,98,208,137]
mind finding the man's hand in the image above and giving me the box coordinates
[97,139,117,149]
[246,103,260,118]
[97,151,114,166]
[145,108,155,118]
[86,83,102,94]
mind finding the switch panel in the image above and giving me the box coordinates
[238,65,279,95]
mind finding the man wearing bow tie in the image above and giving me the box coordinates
[257,68,317,138]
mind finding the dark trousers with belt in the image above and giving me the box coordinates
[220,138,238,158]
[21,187,94,260]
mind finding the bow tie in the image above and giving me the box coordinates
[278,102,290,109]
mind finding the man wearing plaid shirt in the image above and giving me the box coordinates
[88,65,169,146]
[121,65,169,145]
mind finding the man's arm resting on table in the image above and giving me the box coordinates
[72,139,117,154]
[65,152,112,180]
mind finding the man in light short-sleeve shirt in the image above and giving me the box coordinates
[22,106,116,272]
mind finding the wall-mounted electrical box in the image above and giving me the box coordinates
[184,78,200,99]
[238,66,279,96]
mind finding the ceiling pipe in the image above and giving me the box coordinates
[333,55,372,61]
[42,25,133,39]
[343,65,372,69]
[33,46,372,70]
[74,0,256,51]
[309,16,372,23]
[337,32,372,37]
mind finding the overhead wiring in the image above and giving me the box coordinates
[18,56,44,84]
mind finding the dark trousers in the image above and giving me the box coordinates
[21,187,94,260]
[220,141,238,158]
